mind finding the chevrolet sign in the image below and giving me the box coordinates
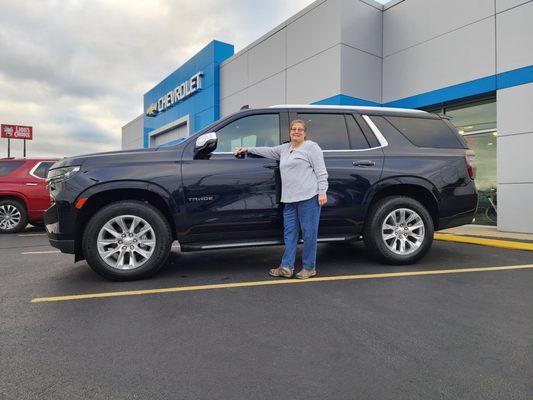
[146,72,203,117]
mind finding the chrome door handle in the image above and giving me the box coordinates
[353,160,375,167]
[263,163,278,170]
[25,182,38,186]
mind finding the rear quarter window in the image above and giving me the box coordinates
[386,116,465,149]
[31,162,55,179]
[0,161,24,177]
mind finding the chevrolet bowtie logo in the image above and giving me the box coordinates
[146,103,158,117]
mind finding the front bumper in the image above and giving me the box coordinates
[44,201,78,255]
[49,238,75,254]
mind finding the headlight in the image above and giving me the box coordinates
[46,166,80,183]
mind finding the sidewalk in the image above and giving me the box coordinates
[435,224,533,251]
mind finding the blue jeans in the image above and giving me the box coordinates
[280,195,321,270]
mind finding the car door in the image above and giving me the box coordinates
[292,111,384,234]
[179,112,286,243]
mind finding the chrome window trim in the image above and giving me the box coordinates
[29,161,46,180]
[362,115,389,148]
[322,146,383,153]
[209,114,390,154]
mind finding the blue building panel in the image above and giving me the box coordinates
[143,40,234,147]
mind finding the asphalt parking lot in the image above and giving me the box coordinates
[1,228,532,400]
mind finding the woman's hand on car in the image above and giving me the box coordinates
[318,193,327,206]
[233,147,248,156]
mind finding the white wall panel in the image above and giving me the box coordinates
[246,72,286,109]
[340,45,382,103]
[286,45,341,103]
[496,82,533,233]
[384,0,493,57]
[341,0,383,57]
[220,90,247,118]
[496,0,532,13]
[497,83,533,136]
[496,1,533,73]
[220,53,248,99]
[383,18,495,102]
[286,0,342,67]
[248,30,286,85]
[497,132,533,183]
[497,183,533,233]
[121,115,143,150]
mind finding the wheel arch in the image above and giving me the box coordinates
[74,182,177,261]
[364,177,440,230]
[0,194,29,210]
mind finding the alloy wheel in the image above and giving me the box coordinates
[97,215,156,270]
[0,204,22,231]
[381,208,425,255]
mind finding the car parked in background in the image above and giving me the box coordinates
[0,158,58,233]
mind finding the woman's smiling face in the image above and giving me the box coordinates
[290,122,306,143]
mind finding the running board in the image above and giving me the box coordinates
[180,234,360,251]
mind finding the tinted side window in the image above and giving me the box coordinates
[216,114,280,153]
[386,116,464,149]
[32,162,55,179]
[345,115,370,149]
[297,113,350,150]
[354,114,380,147]
[0,161,24,177]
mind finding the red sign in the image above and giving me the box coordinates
[1,124,33,140]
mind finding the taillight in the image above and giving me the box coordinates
[465,149,476,180]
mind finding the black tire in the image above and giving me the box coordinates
[0,199,28,233]
[363,196,434,265]
[82,200,172,281]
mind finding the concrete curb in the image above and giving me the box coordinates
[434,233,533,251]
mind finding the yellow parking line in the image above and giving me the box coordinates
[434,233,533,251]
[31,264,533,303]
[22,250,61,255]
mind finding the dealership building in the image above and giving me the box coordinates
[122,0,533,233]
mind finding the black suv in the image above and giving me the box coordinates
[45,105,477,280]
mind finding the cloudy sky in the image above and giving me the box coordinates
[0,0,387,158]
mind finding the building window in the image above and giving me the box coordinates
[445,101,496,134]
[424,98,497,225]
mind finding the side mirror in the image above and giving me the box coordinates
[194,132,217,157]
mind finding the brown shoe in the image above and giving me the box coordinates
[295,268,317,279]
[269,267,293,278]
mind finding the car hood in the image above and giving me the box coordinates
[50,147,173,170]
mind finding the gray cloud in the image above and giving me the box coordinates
[0,0,316,158]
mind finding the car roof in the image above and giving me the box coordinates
[267,104,430,116]
[0,158,58,162]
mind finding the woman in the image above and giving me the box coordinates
[233,119,328,279]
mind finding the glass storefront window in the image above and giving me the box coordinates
[463,131,498,225]
[446,101,496,134]
[423,98,498,225]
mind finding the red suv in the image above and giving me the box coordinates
[0,158,58,233]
